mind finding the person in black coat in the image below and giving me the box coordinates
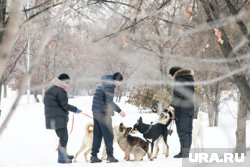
[167,66,195,158]
[44,73,82,163]
[90,72,126,163]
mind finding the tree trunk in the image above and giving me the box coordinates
[0,0,7,106]
[200,0,250,155]
[208,102,215,127]
[235,94,247,154]
[0,0,7,43]
[224,0,250,46]
[3,80,7,98]
[214,102,219,127]
[0,75,3,112]
[0,82,2,109]
[115,85,122,103]
[200,0,250,112]
[33,90,39,103]
[214,83,220,127]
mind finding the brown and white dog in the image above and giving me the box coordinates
[117,123,149,161]
[74,123,119,162]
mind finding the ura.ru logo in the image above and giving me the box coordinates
[189,153,245,163]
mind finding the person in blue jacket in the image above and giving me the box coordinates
[44,73,82,163]
[90,72,126,163]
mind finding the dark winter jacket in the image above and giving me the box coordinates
[170,69,195,116]
[44,78,77,129]
[92,75,121,116]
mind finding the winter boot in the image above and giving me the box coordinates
[107,155,118,163]
[173,152,182,158]
[90,155,102,163]
[67,154,74,160]
[181,148,190,158]
[58,146,72,163]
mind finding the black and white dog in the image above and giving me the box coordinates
[133,116,171,160]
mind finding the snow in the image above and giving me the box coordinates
[0,88,250,167]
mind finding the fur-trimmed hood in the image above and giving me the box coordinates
[173,69,194,79]
[51,78,68,91]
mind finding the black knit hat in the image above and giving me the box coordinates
[113,72,123,81]
[58,73,70,81]
[169,66,182,77]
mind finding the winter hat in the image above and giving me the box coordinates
[169,66,182,77]
[113,72,123,81]
[58,73,70,81]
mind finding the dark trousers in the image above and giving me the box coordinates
[55,127,68,147]
[175,110,193,153]
[91,112,113,157]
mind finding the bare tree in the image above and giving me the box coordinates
[236,94,248,154]
[199,0,250,154]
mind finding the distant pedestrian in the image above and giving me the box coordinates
[90,72,126,163]
[44,73,82,163]
[167,66,195,158]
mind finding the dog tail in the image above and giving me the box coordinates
[85,122,93,134]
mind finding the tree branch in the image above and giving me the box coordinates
[224,0,250,46]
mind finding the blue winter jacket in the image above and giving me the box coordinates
[92,75,121,116]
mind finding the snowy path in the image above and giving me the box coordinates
[0,95,249,167]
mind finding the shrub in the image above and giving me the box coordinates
[127,85,172,113]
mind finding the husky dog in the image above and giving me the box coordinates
[74,123,119,162]
[133,117,169,160]
[153,109,174,158]
[192,111,204,152]
[117,123,149,161]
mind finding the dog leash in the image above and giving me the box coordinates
[81,112,93,119]
[55,112,93,151]
[69,114,75,134]
[55,114,75,151]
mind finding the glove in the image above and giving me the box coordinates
[75,108,82,114]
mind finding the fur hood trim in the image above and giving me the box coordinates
[173,69,194,79]
[51,78,68,91]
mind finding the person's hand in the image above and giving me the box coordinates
[167,106,175,119]
[75,108,82,114]
[167,106,174,112]
[119,111,126,117]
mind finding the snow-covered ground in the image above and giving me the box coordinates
[0,88,249,167]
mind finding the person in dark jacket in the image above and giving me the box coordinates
[44,73,82,163]
[90,72,126,163]
[167,66,195,158]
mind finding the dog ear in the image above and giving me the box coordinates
[119,122,124,132]
[139,117,142,122]
[168,111,173,117]
[127,127,132,133]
